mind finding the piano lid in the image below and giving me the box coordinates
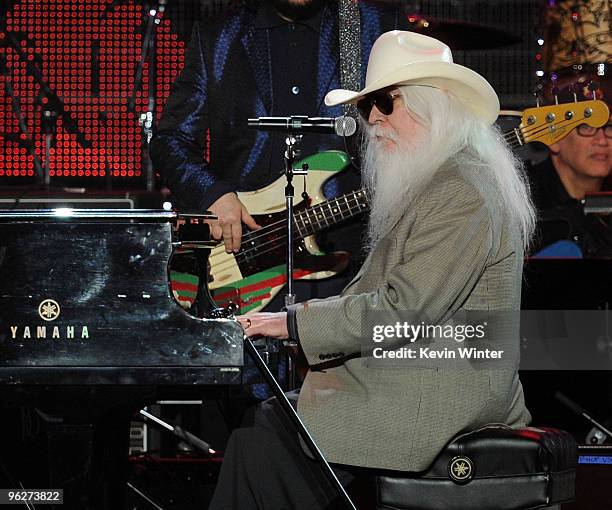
[0,209,216,222]
[0,209,241,385]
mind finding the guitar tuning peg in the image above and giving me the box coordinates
[588,81,600,100]
[567,83,578,102]
[551,86,559,105]
[533,87,542,107]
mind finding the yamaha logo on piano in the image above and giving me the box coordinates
[8,299,90,340]
[38,299,61,321]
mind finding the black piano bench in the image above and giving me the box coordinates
[375,426,577,510]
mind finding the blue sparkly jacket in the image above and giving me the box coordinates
[150,1,407,212]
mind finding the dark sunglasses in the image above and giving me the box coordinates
[356,89,402,120]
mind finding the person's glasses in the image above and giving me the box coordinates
[356,89,402,120]
[576,123,612,138]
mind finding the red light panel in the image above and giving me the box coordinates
[0,0,186,186]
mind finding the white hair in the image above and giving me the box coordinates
[360,84,535,252]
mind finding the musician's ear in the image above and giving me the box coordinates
[548,141,561,156]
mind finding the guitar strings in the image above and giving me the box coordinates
[502,117,581,145]
[234,197,368,263]
[209,195,367,261]
[209,192,368,259]
[239,191,365,243]
[208,195,367,271]
[211,195,367,266]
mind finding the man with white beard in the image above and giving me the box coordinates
[208,30,535,509]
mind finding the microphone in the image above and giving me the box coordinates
[247,115,357,136]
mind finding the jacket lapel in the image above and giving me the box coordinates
[241,28,272,115]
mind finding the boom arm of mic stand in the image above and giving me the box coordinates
[0,56,44,182]
[0,20,92,149]
[244,337,357,510]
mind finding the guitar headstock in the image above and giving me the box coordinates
[519,100,610,146]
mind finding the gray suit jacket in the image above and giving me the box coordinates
[289,163,531,472]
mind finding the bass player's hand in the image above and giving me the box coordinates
[208,193,261,253]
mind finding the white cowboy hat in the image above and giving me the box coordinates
[325,30,500,125]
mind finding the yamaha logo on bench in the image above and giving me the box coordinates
[448,456,474,484]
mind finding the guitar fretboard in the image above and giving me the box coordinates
[293,189,370,238]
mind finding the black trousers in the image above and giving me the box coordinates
[208,391,375,510]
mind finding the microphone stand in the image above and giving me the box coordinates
[277,134,355,508]
[283,134,310,391]
[41,104,58,190]
[283,133,307,308]
[127,0,167,191]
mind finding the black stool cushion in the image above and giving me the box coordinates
[376,426,577,510]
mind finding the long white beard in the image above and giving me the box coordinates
[361,124,447,250]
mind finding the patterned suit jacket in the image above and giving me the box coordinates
[289,163,532,472]
[150,1,406,211]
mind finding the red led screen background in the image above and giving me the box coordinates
[0,0,538,189]
[0,0,207,187]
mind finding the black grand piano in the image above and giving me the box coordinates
[0,209,244,508]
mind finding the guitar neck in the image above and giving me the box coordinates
[294,188,370,237]
[505,127,526,150]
